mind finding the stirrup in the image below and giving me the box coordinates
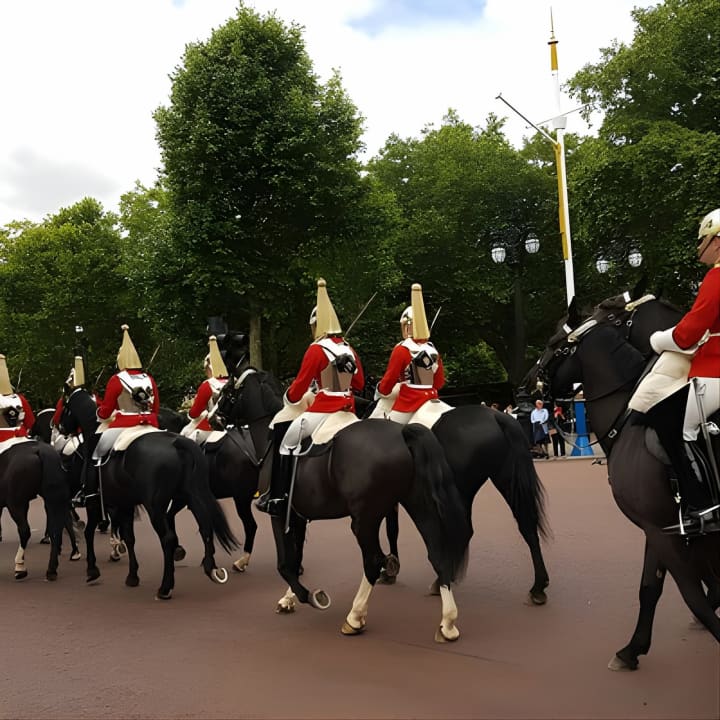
[255,494,287,517]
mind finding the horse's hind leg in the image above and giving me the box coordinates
[341,515,385,635]
[378,505,400,585]
[231,494,257,573]
[116,509,139,587]
[167,499,187,562]
[491,473,549,605]
[83,501,102,583]
[8,504,31,580]
[65,510,81,561]
[148,509,177,599]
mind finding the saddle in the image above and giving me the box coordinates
[310,411,358,444]
[93,425,161,462]
[0,437,34,456]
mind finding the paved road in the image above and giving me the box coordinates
[0,458,717,719]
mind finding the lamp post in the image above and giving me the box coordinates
[488,229,541,384]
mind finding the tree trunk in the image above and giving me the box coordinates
[249,314,263,369]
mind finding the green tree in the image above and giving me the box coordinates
[153,4,384,375]
[0,199,137,406]
[367,112,562,385]
[567,0,720,308]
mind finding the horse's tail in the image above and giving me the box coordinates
[173,437,240,553]
[494,412,550,541]
[37,443,70,543]
[400,423,472,584]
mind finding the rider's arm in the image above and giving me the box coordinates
[188,381,212,419]
[433,354,446,390]
[97,375,122,420]
[673,266,720,349]
[377,344,410,396]
[286,344,323,403]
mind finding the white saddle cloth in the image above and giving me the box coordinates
[628,351,691,414]
[0,437,34,456]
[311,411,359,445]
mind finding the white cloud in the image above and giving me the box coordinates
[0,0,651,225]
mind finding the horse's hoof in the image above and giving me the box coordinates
[309,589,331,610]
[276,603,295,614]
[75,520,86,531]
[109,551,121,562]
[341,620,365,635]
[233,554,250,573]
[156,589,173,600]
[46,572,58,582]
[86,569,101,584]
[528,589,548,605]
[377,571,396,585]
[125,575,139,588]
[39,535,51,545]
[15,570,28,581]
[174,546,186,562]
[434,625,460,643]
[383,554,400,578]
[428,580,441,596]
[211,567,229,584]
[117,541,127,555]
[70,551,82,562]
[608,654,637,672]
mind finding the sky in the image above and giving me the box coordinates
[0,0,655,226]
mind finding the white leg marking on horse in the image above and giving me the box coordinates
[439,585,459,641]
[233,552,251,572]
[14,544,25,571]
[277,586,297,612]
[345,575,373,630]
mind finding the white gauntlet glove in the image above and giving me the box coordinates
[650,326,702,356]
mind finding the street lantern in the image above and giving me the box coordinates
[595,258,610,274]
[491,244,507,264]
[628,249,643,268]
[525,234,541,254]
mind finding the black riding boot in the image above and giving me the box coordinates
[653,420,719,533]
[72,434,101,508]
[256,423,293,517]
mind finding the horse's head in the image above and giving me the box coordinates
[210,369,283,430]
[59,388,98,437]
[589,291,683,358]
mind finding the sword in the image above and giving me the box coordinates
[15,368,22,393]
[693,378,720,509]
[344,292,377,339]
[145,344,161,371]
[430,306,442,331]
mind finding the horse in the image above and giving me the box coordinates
[161,382,282,573]
[58,388,240,599]
[0,438,69,581]
[28,407,84,560]
[525,294,720,669]
[364,399,550,602]
[213,369,472,642]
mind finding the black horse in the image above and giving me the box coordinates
[59,388,239,599]
[526,294,720,669]
[162,381,282,573]
[28,407,84,560]
[366,399,550,602]
[214,372,472,641]
[0,439,68,581]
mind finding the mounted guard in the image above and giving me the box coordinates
[0,354,35,444]
[256,278,365,517]
[182,335,229,444]
[629,208,720,534]
[73,324,160,508]
[370,283,450,427]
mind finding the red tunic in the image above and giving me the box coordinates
[188,377,227,431]
[377,341,445,413]
[0,393,35,441]
[97,370,160,428]
[286,338,364,414]
[672,265,720,378]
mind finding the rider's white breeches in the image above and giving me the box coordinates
[683,377,720,441]
[280,412,330,455]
